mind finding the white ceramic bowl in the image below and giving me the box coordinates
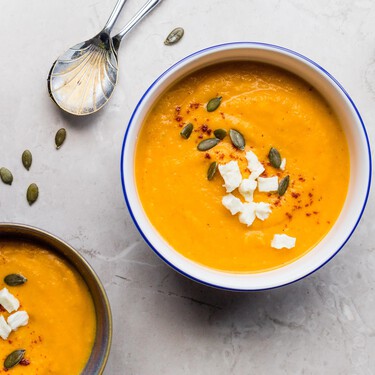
[121,42,371,291]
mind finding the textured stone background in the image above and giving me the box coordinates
[1,0,374,373]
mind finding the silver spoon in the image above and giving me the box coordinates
[48,0,163,116]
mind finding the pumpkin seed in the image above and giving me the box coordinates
[22,150,32,171]
[206,96,222,112]
[0,167,13,185]
[55,128,66,149]
[4,349,25,369]
[269,147,282,168]
[207,161,218,181]
[229,129,245,150]
[4,274,27,286]
[27,183,39,205]
[213,128,227,140]
[278,175,290,196]
[180,123,193,139]
[197,138,220,151]
[164,27,184,45]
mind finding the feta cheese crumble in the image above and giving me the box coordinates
[245,150,265,179]
[218,161,242,192]
[280,158,286,171]
[271,234,296,249]
[0,315,11,340]
[0,288,20,313]
[258,176,279,192]
[7,311,29,331]
[239,178,257,202]
[222,194,243,215]
[255,202,272,221]
[239,202,257,226]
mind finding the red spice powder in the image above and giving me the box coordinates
[19,359,30,366]
[205,153,211,159]
[190,102,200,109]
[0,305,5,312]
[291,192,300,199]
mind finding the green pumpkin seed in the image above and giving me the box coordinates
[164,27,184,45]
[197,138,220,151]
[207,162,218,181]
[0,167,13,185]
[4,349,25,369]
[180,123,193,139]
[22,150,32,171]
[206,96,222,112]
[213,129,227,140]
[269,147,282,168]
[4,274,27,286]
[278,175,290,196]
[55,128,66,149]
[27,183,39,205]
[229,129,245,150]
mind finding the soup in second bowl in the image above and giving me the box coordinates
[0,240,96,374]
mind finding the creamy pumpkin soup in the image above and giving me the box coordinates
[0,240,96,374]
[135,62,350,272]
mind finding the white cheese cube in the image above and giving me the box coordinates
[218,161,242,193]
[255,202,272,221]
[271,234,296,249]
[0,315,11,340]
[280,158,286,171]
[0,288,20,313]
[258,176,278,192]
[245,150,265,179]
[7,311,29,331]
[222,194,243,215]
[239,178,257,202]
[239,202,257,226]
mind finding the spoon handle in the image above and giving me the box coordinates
[103,0,128,34]
[113,0,163,46]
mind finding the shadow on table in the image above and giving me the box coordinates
[155,265,321,333]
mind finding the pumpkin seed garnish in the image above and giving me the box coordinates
[180,123,193,139]
[4,349,25,370]
[229,129,245,150]
[27,183,39,205]
[55,128,66,149]
[4,274,27,287]
[22,150,32,171]
[213,129,227,140]
[164,27,184,45]
[278,175,290,196]
[269,147,282,168]
[0,167,13,185]
[206,96,222,112]
[197,138,220,151]
[207,162,218,181]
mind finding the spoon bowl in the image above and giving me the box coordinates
[47,0,162,116]
[48,33,118,115]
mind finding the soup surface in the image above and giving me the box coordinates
[135,62,350,272]
[0,240,96,374]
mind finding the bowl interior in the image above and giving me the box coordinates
[0,223,112,374]
[122,43,371,290]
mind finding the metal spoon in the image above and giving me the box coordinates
[48,0,162,116]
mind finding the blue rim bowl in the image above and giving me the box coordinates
[121,42,371,291]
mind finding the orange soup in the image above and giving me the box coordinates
[0,240,96,374]
[135,62,350,272]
